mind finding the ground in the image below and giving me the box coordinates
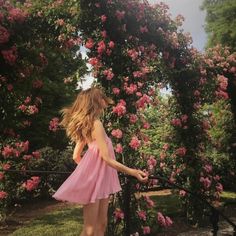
[1,190,236,236]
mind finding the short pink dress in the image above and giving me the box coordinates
[52,134,122,205]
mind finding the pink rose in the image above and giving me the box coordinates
[101,15,107,22]
[49,117,60,132]
[137,210,147,221]
[0,26,10,44]
[143,226,151,234]
[22,176,40,191]
[1,46,18,65]
[112,100,126,116]
[2,145,14,157]
[176,147,186,156]
[129,114,138,123]
[200,176,212,189]
[88,57,99,66]
[171,118,182,127]
[108,41,115,48]
[140,25,148,33]
[114,208,124,220]
[97,40,106,54]
[8,8,27,23]
[115,143,123,153]
[111,129,123,139]
[103,68,114,80]
[115,10,125,20]
[0,191,8,199]
[85,38,94,49]
[143,122,150,129]
[129,136,141,150]
[32,151,41,159]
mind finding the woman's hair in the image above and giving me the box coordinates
[59,86,114,143]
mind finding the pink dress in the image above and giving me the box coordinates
[52,134,122,205]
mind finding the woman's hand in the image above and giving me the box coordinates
[131,169,149,183]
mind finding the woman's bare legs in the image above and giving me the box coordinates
[95,197,110,236]
[80,199,100,236]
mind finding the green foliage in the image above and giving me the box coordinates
[201,0,236,51]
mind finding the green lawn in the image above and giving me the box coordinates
[10,191,236,236]
[10,206,83,236]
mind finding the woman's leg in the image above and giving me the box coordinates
[95,197,110,236]
[80,199,100,236]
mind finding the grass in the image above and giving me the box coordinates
[10,206,83,236]
[152,193,182,216]
[10,191,236,236]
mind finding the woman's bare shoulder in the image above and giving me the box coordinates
[93,119,103,127]
[91,119,104,139]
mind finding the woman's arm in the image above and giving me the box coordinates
[93,120,148,182]
[72,139,86,164]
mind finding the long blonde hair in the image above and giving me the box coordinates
[59,86,114,143]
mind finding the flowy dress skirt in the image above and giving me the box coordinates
[52,136,122,205]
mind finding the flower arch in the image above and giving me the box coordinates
[78,0,236,234]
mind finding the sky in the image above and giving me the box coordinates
[78,0,208,90]
[152,0,207,51]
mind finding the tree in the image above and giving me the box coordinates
[201,0,236,51]
[201,0,236,185]
[0,0,86,221]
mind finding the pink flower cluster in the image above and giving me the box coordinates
[175,147,187,157]
[140,25,148,33]
[136,94,151,109]
[22,176,40,191]
[200,176,211,189]
[127,49,139,61]
[1,46,18,65]
[157,212,173,227]
[171,114,188,128]
[216,183,223,193]
[203,164,212,173]
[111,129,123,138]
[137,210,147,221]
[124,83,137,94]
[215,75,229,99]
[147,156,157,171]
[85,38,94,49]
[1,141,29,158]
[18,104,39,115]
[0,191,8,200]
[115,10,125,20]
[129,136,141,150]
[103,68,114,80]
[0,25,10,44]
[115,143,123,153]
[112,99,126,116]
[129,114,138,123]
[142,226,151,235]
[114,208,124,220]
[8,8,27,23]
[88,57,99,66]
[49,117,60,132]
[97,40,106,54]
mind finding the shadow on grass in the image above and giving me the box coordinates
[11,206,83,236]
[152,193,183,217]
